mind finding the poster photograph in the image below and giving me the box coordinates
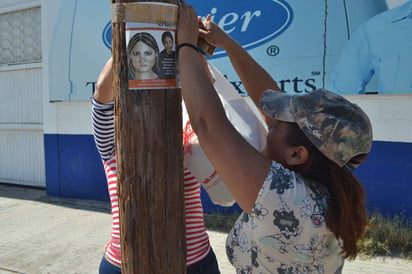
[125,2,178,90]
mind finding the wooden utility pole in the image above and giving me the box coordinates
[111,0,185,273]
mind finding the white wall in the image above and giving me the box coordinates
[348,95,412,143]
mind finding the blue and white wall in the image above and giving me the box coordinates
[42,0,110,200]
[41,0,412,217]
[346,95,412,218]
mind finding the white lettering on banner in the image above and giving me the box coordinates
[225,76,318,95]
[240,11,262,32]
[208,7,261,34]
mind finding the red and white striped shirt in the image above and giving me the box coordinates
[92,99,210,268]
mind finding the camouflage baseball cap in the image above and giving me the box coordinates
[260,89,373,171]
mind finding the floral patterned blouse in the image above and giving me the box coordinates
[226,161,344,274]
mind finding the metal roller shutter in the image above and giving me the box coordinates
[0,4,44,187]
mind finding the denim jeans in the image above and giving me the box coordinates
[186,247,221,274]
[99,247,220,274]
[99,255,121,274]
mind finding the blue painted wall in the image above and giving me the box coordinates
[44,134,412,218]
[355,141,412,217]
[44,134,109,201]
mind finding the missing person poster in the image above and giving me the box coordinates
[124,2,179,89]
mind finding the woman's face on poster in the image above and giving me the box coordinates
[130,41,156,74]
[163,36,174,53]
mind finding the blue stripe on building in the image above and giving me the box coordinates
[44,134,412,218]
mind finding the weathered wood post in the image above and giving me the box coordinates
[111,0,185,273]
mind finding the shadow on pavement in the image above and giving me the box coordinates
[0,183,110,213]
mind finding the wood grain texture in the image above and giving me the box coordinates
[111,0,185,273]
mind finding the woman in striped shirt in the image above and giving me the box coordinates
[92,58,220,274]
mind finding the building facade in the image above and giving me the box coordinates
[1,0,411,217]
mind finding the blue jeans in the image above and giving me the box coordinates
[187,247,221,274]
[99,247,220,274]
[99,255,121,274]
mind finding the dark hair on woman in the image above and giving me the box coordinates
[285,121,368,259]
[161,31,173,44]
[127,32,160,79]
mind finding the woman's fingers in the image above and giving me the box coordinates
[177,1,199,44]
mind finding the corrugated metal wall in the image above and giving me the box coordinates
[0,1,44,187]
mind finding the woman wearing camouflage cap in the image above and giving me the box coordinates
[176,1,372,273]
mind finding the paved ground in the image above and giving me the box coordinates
[0,183,411,274]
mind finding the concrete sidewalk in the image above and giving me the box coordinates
[1,184,411,274]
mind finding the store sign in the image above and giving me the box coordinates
[188,0,294,58]
[47,0,388,101]
[102,0,293,59]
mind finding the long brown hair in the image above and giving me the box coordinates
[127,32,160,79]
[286,122,368,259]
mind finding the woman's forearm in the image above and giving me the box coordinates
[94,58,114,103]
[178,48,226,135]
[223,38,280,106]
[200,20,280,107]
[177,2,271,213]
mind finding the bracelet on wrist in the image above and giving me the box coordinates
[176,43,203,55]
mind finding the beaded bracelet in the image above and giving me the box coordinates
[176,43,205,55]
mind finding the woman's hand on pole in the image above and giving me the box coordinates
[177,0,199,46]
